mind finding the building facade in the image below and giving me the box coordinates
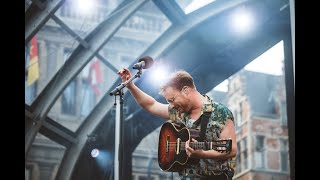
[228,70,290,180]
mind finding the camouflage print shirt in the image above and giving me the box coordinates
[168,95,236,179]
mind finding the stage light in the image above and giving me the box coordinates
[74,0,96,15]
[148,61,170,87]
[230,7,254,34]
[91,148,100,158]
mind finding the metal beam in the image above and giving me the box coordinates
[25,109,77,147]
[51,14,90,49]
[289,0,295,91]
[283,27,295,180]
[96,53,118,73]
[152,0,185,24]
[25,0,65,42]
[40,118,78,146]
[51,14,117,72]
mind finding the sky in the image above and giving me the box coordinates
[213,40,284,92]
[184,0,216,14]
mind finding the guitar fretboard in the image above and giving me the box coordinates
[166,141,229,151]
[181,142,212,150]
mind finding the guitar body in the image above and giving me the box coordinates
[158,122,199,172]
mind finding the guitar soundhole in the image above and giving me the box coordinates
[159,122,232,172]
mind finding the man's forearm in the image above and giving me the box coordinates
[193,150,235,160]
[127,84,156,110]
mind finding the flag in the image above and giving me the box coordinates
[27,36,39,86]
[89,58,104,97]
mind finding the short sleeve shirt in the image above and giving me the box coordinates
[168,95,236,177]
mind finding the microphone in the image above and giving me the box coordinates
[132,56,154,70]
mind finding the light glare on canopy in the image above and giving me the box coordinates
[230,7,254,34]
[149,61,169,87]
[75,0,96,15]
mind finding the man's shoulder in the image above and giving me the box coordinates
[212,101,229,110]
[212,101,234,120]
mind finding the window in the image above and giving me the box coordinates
[234,110,239,129]
[255,135,265,168]
[235,101,244,129]
[256,135,264,151]
[280,139,289,171]
[239,101,243,121]
[236,142,241,173]
[236,137,249,174]
[61,80,76,115]
[242,137,248,170]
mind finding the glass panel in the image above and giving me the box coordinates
[213,79,228,92]
[25,133,66,180]
[175,0,216,14]
[48,56,117,131]
[244,41,284,76]
[54,0,124,39]
[98,1,171,70]
[55,0,123,39]
[25,18,80,105]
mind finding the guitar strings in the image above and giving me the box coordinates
[165,142,227,150]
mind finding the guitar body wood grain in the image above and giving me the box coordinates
[158,122,199,172]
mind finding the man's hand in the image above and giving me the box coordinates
[117,68,133,88]
[185,138,198,157]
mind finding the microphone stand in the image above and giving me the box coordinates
[110,69,143,180]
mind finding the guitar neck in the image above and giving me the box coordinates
[189,142,212,150]
[181,141,231,152]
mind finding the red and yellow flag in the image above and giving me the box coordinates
[27,36,39,86]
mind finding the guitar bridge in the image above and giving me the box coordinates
[176,138,181,154]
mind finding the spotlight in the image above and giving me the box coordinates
[91,148,100,158]
[148,61,170,87]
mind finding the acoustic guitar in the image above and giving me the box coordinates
[158,121,232,172]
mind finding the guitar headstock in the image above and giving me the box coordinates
[210,138,232,153]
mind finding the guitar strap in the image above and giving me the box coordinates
[196,111,212,142]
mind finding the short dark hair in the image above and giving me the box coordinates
[160,70,195,94]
